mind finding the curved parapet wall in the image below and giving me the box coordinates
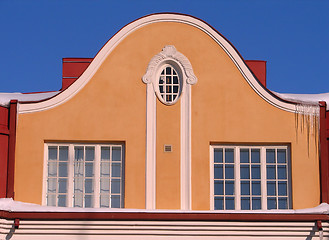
[13,13,321,210]
[18,13,297,114]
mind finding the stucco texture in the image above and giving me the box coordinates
[14,21,319,210]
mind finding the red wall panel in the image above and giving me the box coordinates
[0,106,9,198]
[0,135,8,197]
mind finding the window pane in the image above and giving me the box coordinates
[266,165,276,179]
[241,197,250,210]
[85,179,94,193]
[47,195,56,206]
[225,181,234,195]
[278,182,287,196]
[58,162,68,177]
[58,195,67,207]
[266,149,275,163]
[278,166,287,179]
[112,163,121,178]
[101,147,110,161]
[47,178,57,193]
[214,149,223,163]
[173,86,179,94]
[58,179,67,193]
[166,67,171,75]
[100,178,110,193]
[278,197,288,209]
[251,149,260,163]
[173,76,178,84]
[277,149,286,163]
[225,197,235,210]
[85,147,95,161]
[252,197,261,210]
[240,165,250,179]
[48,146,57,161]
[75,147,84,161]
[214,165,223,179]
[100,195,109,208]
[74,162,84,177]
[225,149,234,163]
[251,165,260,179]
[101,162,110,177]
[240,149,249,163]
[267,181,276,196]
[74,178,83,193]
[252,181,261,195]
[159,76,164,84]
[214,197,224,210]
[111,195,120,208]
[267,198,277,210]
[214,180,224,195]
[48,162,57,177]
[85,162,94,177]
[111,179,121,194]
[241,181,250,195]
[112,147,122,161]
[85,195,93,208]
[59,146,68,161]
[74,194,83,207]
[225,165,234,179]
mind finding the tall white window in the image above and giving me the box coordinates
[210,145,290,210]
[45,143,124,208]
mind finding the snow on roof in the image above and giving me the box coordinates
[273,92,329,110]
[0,91,59,107]
[0,198,328,214]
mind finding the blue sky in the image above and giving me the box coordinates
[0,0,328,94]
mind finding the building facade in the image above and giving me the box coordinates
[1,13,329,239]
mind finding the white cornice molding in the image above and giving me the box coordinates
[19,13,297,114]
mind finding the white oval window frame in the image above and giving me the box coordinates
[155,62,183,105]
[142,45,198,105]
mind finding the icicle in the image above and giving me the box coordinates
[295,104,320,155]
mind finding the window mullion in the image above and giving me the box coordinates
[67,144,74,208]
[288,147,292,209]
[94,145,101,208]
[260,147,267,210]
[235,147,241,210]
[210,146,215,210]
[43,145,48,206]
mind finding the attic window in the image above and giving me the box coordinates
[158,65,180,104]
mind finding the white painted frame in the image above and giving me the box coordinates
[210,145,290,210]
[42,143,124,208]
[143,45,197,210]
[157,64,181,105]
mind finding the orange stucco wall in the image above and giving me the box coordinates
[14,21,320,210]
[156,100,181,209]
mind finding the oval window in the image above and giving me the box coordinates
[158,65,180,104]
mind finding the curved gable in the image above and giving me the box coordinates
[18,13,296,114]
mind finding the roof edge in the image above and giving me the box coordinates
[18,13,298,114]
